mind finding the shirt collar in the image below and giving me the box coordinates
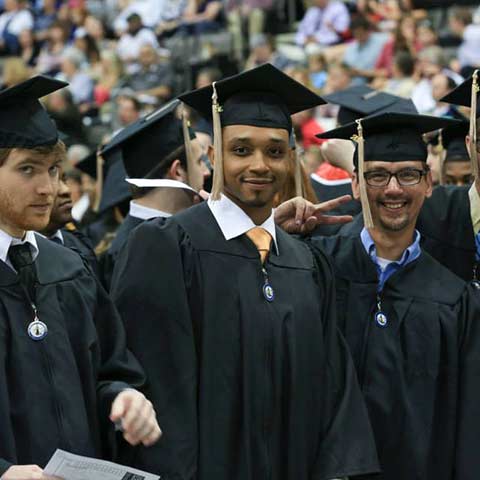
[129,201,172,221]
[208,194,279,254]
[50,229,64,244]
[360,227,421,267]
[0,229,39,266]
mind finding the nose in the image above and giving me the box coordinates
[249,149,269,173]
[36,172,57,197]
[383,174,403,193]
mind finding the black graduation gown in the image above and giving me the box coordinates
[61,228,100,278]
[310,234,480,480]
[111,202,379,480]
[100,214,143,291]
[335,186,476,281]
[0,235,145,476]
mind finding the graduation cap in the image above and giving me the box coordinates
[76,147,130,214]
[322,86,417,126]
[0,75,68,148]
[317,112,460,229]
[179,63,326,200]
[442,121,469,163]
[101,99,197,186]
[440,70,479,178]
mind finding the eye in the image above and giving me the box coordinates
[233,146,250,156]
[49,164,60,177]
[397,169,420,183]
[366,171,389,182]
[268,147,285,157]
[19,165,34,175]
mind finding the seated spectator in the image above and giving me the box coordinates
[343,14,389,83]
[449,7,480,77]
[45,88,89,146]
[122,43,174,104]
[295,0,350,49]
[324,61,353,94]
[116,12,159,74]
[113,93,142,130]
[0,0,34,55]
[35,20,70,75]
[430,72,461,117]
[194,66,222,89]
[94,50,125,105]
[244,33,291,71]
[382,50,416,98]
[155,0,188,39]
[374,14,418,79]
[18,28,40,66]
[114,0,164,33]
[416,19,438,51]
[225,0,273,60]
[1,56,30,88]
[58,48,94,108]
[308,49,328,90]
[84,14,112,50]
[33,0,57,43]
[175,0,224,36]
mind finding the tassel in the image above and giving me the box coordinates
[437,129,445,186]
[211,81,224,200]
[469,69,479,179]
[92,148,104,213]
[182,106,195,186]
[355,119,374,229]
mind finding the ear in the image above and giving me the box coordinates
[351,172,361,200]
[207,144,215,168]
[166,159,187,182]
[425,169,434,198]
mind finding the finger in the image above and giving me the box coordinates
[300,217,319,234]
[110,393,128,422]
[313,195,352,216]
[294,199,307,226]
[121,394,148,435]
[142,423,162,446]
[198,189,210,200]
[317,214,354,225]
[124,398,154,438]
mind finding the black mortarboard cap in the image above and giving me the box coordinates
[76,148,131,213]
[440,75,480,115]
[317,111,460,165]
[442,120,469,163]
[0,75,68,148]
[101,99,195,179]
[178,63,325,132]
[323,85,418,125]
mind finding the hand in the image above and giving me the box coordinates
[1,465,62,480]
[320,139,355,175]
[274,195,354,234]
[110,390,162,447]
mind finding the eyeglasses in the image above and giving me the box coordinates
[363,168,429,187]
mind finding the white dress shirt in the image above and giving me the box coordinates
[207,194,279,255]
[129,201,172,221]
[0,229,39,272]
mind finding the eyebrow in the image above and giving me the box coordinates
[228,136,287,144]
[17,157,61,167]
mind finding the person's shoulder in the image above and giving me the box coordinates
[413,251,468,304]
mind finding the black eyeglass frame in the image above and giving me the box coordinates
[363,167,430,188]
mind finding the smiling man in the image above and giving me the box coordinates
[307,111,480,480]
[111,64,379,480]
[0,76,161,480]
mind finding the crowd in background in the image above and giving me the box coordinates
[0,0,479,229]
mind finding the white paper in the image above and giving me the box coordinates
[44,449,160,480]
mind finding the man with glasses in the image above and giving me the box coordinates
[304,111,480,480]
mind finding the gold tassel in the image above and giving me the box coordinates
[355,119,374,229]
[437,129,445,186]
[92,148,104,213]
[211,81,224,200]
[182,106,195,186]
[470,69,479,179]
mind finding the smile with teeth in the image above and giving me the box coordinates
[381,201,407,210]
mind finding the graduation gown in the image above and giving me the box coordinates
[62,228,100,278]
[0,235,145,476]
[111,202,379,480]
[310,234,480,480]
[100,214,143,290]
[335,185,476,281]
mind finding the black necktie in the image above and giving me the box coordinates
[8,243,37,302]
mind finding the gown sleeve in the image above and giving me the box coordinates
[308,245,379,480]
[111,219,198,479]
[455,285,480,478]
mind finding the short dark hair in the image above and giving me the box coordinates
[0,140,67,167]
[394,51,415,76]
[351,15,372,32]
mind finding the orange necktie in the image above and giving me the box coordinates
[246,227,272,264]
